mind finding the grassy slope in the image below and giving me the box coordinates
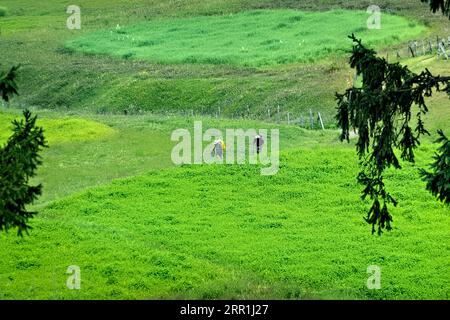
[0,138,449,299]
[66,9,425,67]
[1,109,332,206]
[0,0,448,300]
[0,0,448,121]
[0,103,448,299]
[3,51,446,207]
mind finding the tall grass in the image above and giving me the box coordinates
[66,9,426,67]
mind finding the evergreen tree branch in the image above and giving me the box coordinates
[336,34,450,234]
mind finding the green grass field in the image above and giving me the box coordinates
[0,108,449,299]
[0,121,449,299]
[65,9,426,67]
[0,0,449,300]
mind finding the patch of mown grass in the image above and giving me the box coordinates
[0,143,448,299]
[66,9,426,67]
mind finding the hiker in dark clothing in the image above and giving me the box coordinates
[253,134,264,154]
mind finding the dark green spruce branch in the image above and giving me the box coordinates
[336,34,450,235]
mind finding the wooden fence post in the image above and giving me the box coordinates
[438,41,448,60]
[277,105,280,123]
[408,43,415,57]
[317,112,325,130]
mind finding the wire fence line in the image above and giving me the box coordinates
[96,103,335,129]
[392,34,450,60]
[179,106,332,130]
[2,99,333,130]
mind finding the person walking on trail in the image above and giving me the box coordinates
[253,134,264,154]
[212,138,225,159]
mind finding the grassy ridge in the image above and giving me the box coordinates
[0,108,448,299]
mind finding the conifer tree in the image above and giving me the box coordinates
[0,66,48,236]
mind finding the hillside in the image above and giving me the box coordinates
[1,135,449,299]
[0,0,449,301]
[0,0,449,122]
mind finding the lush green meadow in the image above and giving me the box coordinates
[0,107,449,299]
[0,0,449,300]
[0,109,329,206]
[66,9,425,67]
[0,121,449,299]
